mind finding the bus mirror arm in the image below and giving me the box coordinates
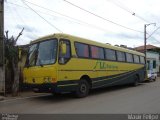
[59,57,65,64]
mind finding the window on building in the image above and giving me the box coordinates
[126,53,133,63]
[147,60,150,70]
[105,49,116,61]
[153,60,156,69]
[75,42,89,58]
[90,46,104,59]
[117,51,125,62]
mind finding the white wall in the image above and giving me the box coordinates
[146,51,159,73]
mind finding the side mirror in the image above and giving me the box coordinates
[61,42,67,56]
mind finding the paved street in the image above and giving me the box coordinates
[0,79,160,114]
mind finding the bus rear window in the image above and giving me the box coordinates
[75,42,89,58]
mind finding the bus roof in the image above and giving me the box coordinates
[30,33,145,56]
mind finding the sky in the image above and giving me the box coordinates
[4,0,160,47]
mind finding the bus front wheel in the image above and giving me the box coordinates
[75,80,90,98]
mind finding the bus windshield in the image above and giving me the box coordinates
[27,39,58,67]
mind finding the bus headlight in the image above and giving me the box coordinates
[44,77,56,83]
[44,77,52,83]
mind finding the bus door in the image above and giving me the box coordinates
[58,39,72,82]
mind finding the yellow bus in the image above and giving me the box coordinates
[23,33,145,97]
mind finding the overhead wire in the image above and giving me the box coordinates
[63,0,144,34]
[147,26,160,40]
[6,4,19,28]
[147,36,160,44]
[7,1,115,34]
[63,0,160,44]
[5,4,22,36]
[106,0,150,23]
[106,0,160,44]
[8,0,157,46]
[21,0,63,33]
[8,0,160,45]
[13,6,38,38]
[146,29,160,44]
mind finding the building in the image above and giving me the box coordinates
[135,45,160,53]
[135,45,160,75]
[146,51,159,74]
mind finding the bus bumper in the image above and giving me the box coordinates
[24,83,57,93]
[24,82,78,93]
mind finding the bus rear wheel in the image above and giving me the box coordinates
[133,75,139,86]
[75,80,90,98]
[153,77,156,81]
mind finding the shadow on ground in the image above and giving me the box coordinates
[32,83,145,103]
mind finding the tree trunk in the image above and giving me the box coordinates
[11,59,19,96]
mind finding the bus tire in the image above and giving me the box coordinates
[52,92,61,96]
[75,80,90,98]
[133,75,139,86]
[153,77,156,81]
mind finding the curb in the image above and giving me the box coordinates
[0,93,50,103]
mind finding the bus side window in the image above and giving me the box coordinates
[133,55,140,63]
[140,56,145,64]
[75,42,89,58]
[105,49,116,61]
[126,53,133,63]
[117,51,126,62]
[59,39,71,64]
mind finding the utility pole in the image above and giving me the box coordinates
[144,23,156,80]
[144,23,156,64]
[0,0,4,95]
[144,24,147,64]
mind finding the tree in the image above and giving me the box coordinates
[4,28,24,96]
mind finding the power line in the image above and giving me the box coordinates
[106,0,150,23]
[147,36,160,44]
[7,0,150,45]
[146,27,160,44]
[147,26,160,39]
[7,2,63,19]
[7,1,114,34]
[6,4,38,45]
[21,0,63,33]
[63,0,144,33]
[6,4,20,29]
[13,6,38,38]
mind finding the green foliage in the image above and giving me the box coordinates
[4,36,19,68]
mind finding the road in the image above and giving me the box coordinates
[0,79,160,114]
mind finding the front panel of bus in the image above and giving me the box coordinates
[23,39,58,92]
